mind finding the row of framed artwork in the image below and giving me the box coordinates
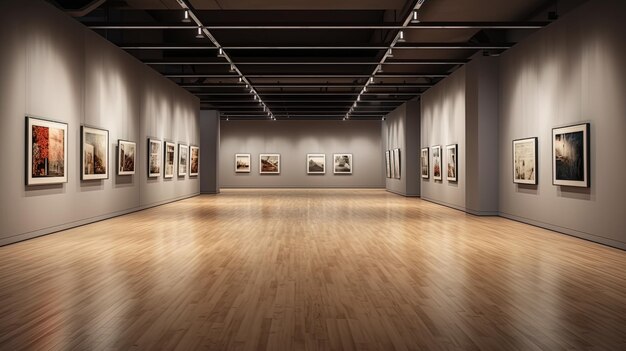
[147,139,199,179]
[234,153,354,174]
[26,116,199,186]
[384,149,401,179]
[512,122,589,187]
[420,144,458,182]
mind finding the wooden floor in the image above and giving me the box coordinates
[0,189,625,350]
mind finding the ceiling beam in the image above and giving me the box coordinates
[146,60,467,65]
[120,44,513,50]
[88,22,548,30]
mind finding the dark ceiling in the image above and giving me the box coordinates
[49,0,573,120]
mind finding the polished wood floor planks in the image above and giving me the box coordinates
[0,189,625,350]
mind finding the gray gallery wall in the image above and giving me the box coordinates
[200,110,220,194]
[0,0,200,246]
[382,101,421,196]
[220,120,384,188]
[498,0,626,249]
[420,67,467,211]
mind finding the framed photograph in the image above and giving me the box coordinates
[421,147,429,179]
[117,140,136,176]
[385,150,391,178]
[260,154,280,174]
[513,137,537,185]
[148,139,161,178]
[26,116,68,185]
[178,144,188,177]
[235,153,251,173]
[189,145,199,176]
[393,148,401,179]
[553,123,589,187]
[307,154,326,174]
[333,154,352,174]
[81,126,109,180]
[432,145,442,181]
[164,141,175,179]
[446,144,458,182]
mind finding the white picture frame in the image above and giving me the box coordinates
[81,126,109,180]
[333,153,352,174]
[26,116,68,185]
[260,153,280,174]
[446,144,458,182]
[513,137,537,185]
[148,138,161,178]
[178,144,188,177]
[164,141,176,179]
[117,140,136,176]
[307,154,326,174]
[432,145,442,181]
[235,153,251,173]
[189,145,199,177]
[553,123,590,187]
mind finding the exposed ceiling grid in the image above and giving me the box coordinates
[50,0,557,120]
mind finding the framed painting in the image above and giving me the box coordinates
[148,138,161,178]
[260,154,280,174]
[393,148,401,179]
[178,144,188,177]
[164,141,175,179]
[117,140,136,176]
[513,137,537,185]
[446,144,458,182]
[385,150,391,178]
[333,154,352,174]
[432,145,442,181]
[81,126,109,180]
[307,154,326,174]
[26,116,68,185]
[553,123,589,187]
[421,147,429,179]
[189,145,199,176]
[235,154,251,173]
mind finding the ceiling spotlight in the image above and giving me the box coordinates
[398,30,405,42]
[411,10,420,24]
[363,86,367,93]
[387,48,394,58]
[246,84,249,89]
[217,47,225,57]
[195,27,203,39]
[369,77,375,84]
[377,65,383,73]
[238,77,243,83]
[183,10,191,23]
[229,64,235,72]
[254,95,258,100]
[382,116,386,121]
[357,95,361,102]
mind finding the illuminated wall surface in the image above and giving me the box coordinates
[0,0,201,246]
[420,0,626,248]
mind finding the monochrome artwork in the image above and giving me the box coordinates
[260,154,280,174]
[393,148,401,179]
[189,146,199,176]
[333,154,352,174]
[307,154,326,174]
[81,126,109,180]
[26,116,68,185]
[553,123,589,187]
[446,144,457,182]
[421,147,429,179]
[164,142,175,179]
[178,144,188,177]
[432,145,442,181]
[513,137,537,184]
[385,150,391,178]
[235,154,251,173]
[117,140,136,176]
[148,139,161,178]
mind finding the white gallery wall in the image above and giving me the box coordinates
[498,0,626,249]
[0,0,201,246]
[220,120,384,188]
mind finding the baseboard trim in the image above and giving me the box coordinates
[420,196,467,213]
[0,193,200,247]
[466,209,499,216]
[498,212,626,251]
[385,188,420,197]
[220,186,385,189]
